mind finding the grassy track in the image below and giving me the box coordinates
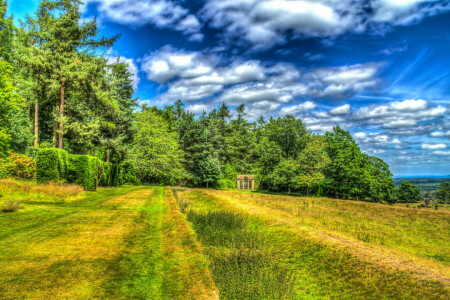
[174,189,450,299]
[0,185,216,299]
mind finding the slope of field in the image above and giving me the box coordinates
[0,185,217,299]
[174,188,450,299]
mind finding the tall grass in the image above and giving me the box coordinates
[0,178,84,203]
[177,193,296,299]
[176,189,450,299]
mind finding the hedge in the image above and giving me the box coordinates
[68,155,101,191]
[36,148,68,183]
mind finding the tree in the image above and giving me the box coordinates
[197,155,221,188]
[126,110,184,184]
[297,136,329,196]
[265,115,309,159]
[324,126,371,200]
[0,0,13,62]
[398,180,421,202]
[27,0,119,149]
[0,59,24,155]
[436,181,449,207]
[366,155,398,204]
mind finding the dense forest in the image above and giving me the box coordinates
[2,0,448,205]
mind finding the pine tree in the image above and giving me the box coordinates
[27,0,119,149]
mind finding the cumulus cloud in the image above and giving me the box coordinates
[329,104,350,115]
[86,0,202,40]
[421,143,448,150]
[200,0,449,49]
[141,46,383,107]
[433,151,450,156]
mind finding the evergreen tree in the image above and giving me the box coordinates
[27,0,119,149]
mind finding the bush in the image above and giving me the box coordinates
[67,155,102,191]
[100,161,112,186]
[120,161,141,185]
[36,148,68,183]
[1,199,20,212]
[0,152,36,179]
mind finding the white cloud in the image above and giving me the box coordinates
[201,0,449,49]
[433,151,450,156]
[86,0,202,39]
[279,101,317,116]
[329,104,350,115]
[186,103,210,114]
[430,130,450,138]
[421,143,447,150]
[141,46,383,106]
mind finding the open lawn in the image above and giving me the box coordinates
[1,181,449,299]
[174,188,450,299]
[0,181,217,299]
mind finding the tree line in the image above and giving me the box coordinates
[1,0,401,204]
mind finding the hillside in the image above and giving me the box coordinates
[394,177,449,192]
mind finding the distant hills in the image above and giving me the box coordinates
[393,176,449,192]
[394,175,450,179]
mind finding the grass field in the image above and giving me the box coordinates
[0,180,217,299]
[174,188,450,299]
[1,180,449,299]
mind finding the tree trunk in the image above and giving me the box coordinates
[34,99,38,147]
[106,148,111,162]
[306,187,309,196]
[93,149,96,157]
[58,80,65,149]
[207,182,209,188]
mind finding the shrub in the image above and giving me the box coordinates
[36,148,68,183]
[0,152,36,179]
[68,154,101,191]
[0,199,20,212]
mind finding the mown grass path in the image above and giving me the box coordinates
[0,186,217,299]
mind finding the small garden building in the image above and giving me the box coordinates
[236,175,255,190]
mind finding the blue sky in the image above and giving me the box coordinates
[9,0,450,176]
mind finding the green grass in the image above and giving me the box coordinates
[0,182,215,299]
[175,189,450,299]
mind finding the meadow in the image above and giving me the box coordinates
[174,188,450,299]
[0,180,449,299]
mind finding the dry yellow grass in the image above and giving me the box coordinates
[0,178,84,202]
[203,190,450,283]
[175,189,449,299]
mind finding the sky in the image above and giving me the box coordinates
[8,0,450,176]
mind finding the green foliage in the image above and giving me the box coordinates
[197,155,221,188]
[0,152,36,179]
[99,161,121,187]
[36,148,68,183]
[217,164,238,189]
[398,180,422,202]
[67,154,101,191]
[435,181,449,206]
[127,109,184,185]
[0,127,10,157]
